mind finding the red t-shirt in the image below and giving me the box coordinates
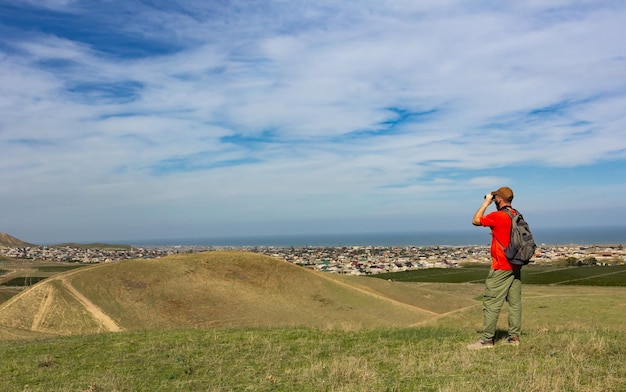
[480,209,518,270]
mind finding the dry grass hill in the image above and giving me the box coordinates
[0,251,480,338]
[0,233,35,248]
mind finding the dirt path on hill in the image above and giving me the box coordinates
[31,285,55,331]
[409,303,481,327]
[59,276,122,332]
[27,264,123,333]
[317,272,438,316]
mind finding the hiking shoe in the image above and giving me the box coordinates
[466,339,494,350]
[502,336,520,346]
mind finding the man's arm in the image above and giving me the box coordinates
[472,194,494,226]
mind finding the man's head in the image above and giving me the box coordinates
[491,187,514,205]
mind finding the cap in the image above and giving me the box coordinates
[491,187,514,202]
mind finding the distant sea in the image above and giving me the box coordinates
[130,226,626,248]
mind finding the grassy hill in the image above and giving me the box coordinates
[0,232,130,249]
[0,251,450,336]
[0,233,35,248]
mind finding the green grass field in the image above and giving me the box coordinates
[34,265,87,273]
[0,262,89,289]
[1,324,624,391]
[0,276,48,287]
[376,264,626,286]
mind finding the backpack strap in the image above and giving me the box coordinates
[494,207,516,259]
[500,205,517,218]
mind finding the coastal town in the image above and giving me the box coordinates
[1,242,624,275]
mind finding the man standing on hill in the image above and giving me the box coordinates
[467,186,522,349]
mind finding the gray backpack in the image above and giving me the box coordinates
[501,207,537,265]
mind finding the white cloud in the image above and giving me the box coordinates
[1,1,625,242]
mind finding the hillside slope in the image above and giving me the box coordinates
[0,251,442,336]
[0,233,35,248]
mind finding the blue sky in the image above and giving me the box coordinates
[1,0,625,244]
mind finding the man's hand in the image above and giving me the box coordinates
[473,194,494,226]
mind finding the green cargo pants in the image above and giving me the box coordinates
[481,268,522,341]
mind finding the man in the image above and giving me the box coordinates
[467,186,522,349]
